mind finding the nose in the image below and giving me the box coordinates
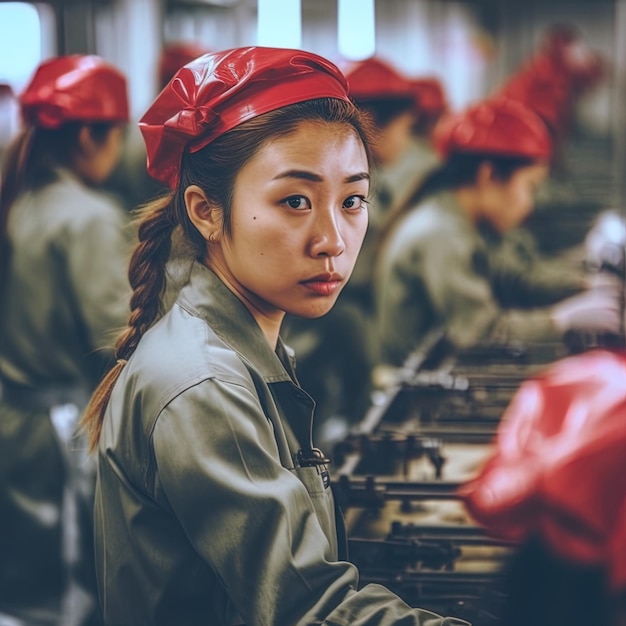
[308,207,346,258]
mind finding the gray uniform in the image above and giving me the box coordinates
[375,191,581,367]
[96,262,467,626]
[1,168,131,387]
[0,168,131,625]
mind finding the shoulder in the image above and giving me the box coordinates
[116,302,256,429]
[44,174,127,232]
[387,194,472,260]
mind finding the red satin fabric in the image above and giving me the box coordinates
[461,349,626,590]
[19,55,129,128]
[139,46,352,189]
[432,97,553,161]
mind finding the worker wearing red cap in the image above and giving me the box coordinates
[375,98,620,366]
[81,47,469,626]
[380,77,448,217]
[0,55,130,625]
[462,348,626,626]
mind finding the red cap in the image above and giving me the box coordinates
[19,55,129,129]
[497,26,606,139]
[433,98,552,161]
[158,42,209,88]
[461,350,626,590]
[140,46,352,189]
[499,57,570,135]
[343,57,414,101]
[410,77,447,118]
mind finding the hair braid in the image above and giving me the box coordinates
[81,195,176,451]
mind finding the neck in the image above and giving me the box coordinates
[204,256,284,349]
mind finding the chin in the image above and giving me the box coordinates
[290,301,337,319]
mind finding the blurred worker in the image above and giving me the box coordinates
[375,97,621,367]
[497,23,605,164]
[380,77,448,216]
[488,24,609,309]
[0,55,130,625]
[282,57,416,450]
[462,348,626,626]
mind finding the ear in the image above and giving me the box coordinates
[184,184,223,243]
[476,161,496,188]
[77,125,98,157]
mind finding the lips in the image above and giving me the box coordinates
[301,272,343,296]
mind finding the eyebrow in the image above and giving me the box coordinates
[273,170,370,184]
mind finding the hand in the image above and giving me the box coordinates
[551,287,622,334]
[584,271,624,293]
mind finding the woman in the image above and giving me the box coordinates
[0,56,130,624]
[374,97,620,367]
[82,47,469,626]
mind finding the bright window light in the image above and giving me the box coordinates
[257,0,302,49]
[0,3,41,92]
[338,0,375,61]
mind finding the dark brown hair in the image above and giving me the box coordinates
[81,97,374,451]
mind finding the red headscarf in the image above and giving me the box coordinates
[20,55,129,129]
[140,46,352,189]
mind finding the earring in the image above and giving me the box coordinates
[208,232,216,243]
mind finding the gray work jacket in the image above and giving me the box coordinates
[375,192,565,366]
[0,168,131,388]
[96,262,464,626]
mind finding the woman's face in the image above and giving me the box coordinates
[209,120,369,323]
[481,161,550,232]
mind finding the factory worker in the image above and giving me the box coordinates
[375,98,620,367]
[81,46,470,626]
[0,54,130,625]
[380,77,448,216]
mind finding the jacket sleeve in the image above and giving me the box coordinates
[420,233,560,347]
[488,228,586,307]
[152,378,467,626]
[65,197,132,352]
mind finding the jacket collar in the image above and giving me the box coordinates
[177,261,293,383]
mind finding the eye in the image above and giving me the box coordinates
[282,195,311,211]
[343,195,368,211]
